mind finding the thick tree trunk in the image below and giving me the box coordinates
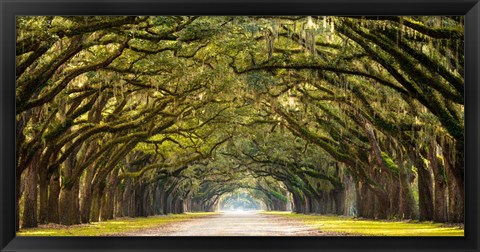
[374,193,388,219]
[366,169,389,219]
[355,181,365,217]
[175,199,184,214]
[128,188,136,217]
[15,171,22,231]
[317,192,326,214]
[451,141,464,223]
[443,141,464,223]
[16,115,28,231]
[358,184,375,218]
[291,190,305,213]
[429,143,448,222]
[100,190,115,221]
[58,187,81,225]
[398,169,417,219]
[79,166,95,223]
[135,183,146,216]
[413,152,434,221]
[73,182,81,224]
[38,168,49,224]
[147,185,155,216]
[396,149,417,220]
[100,171,118,221]
[58,186,76,225]
[162,181,178,214]
[121,180,132,217]
[47,170,60,223]
[446,170,464,223]
[158,183,167,215]
[22,154,40,228]
[90,182,106,222]
[166,194,174,214]
[114,184,124,218]
[154,182,162,215]
[58,138,81,225]
[142,187,149,216]
[387,175,401,218]
[332,187,346,215]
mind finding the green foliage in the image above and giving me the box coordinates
[270,190,288,203]
[381,152,401,176]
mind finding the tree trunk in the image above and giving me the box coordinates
[38,168,49,224]
[58,138,81,225]
[359,184,375,218]
[332,187,346,215]
[141,185,151,216]
[291,190,304,213]
[114,184,124,218]
[128,188,136,217]
[387,174,401,218]
[397,150,417,220]
[58,170,80,225]
[398,170,416,219]
[100,190,115,221]
[413,151,434,221]
[374,193,388,219]
[90,182,106,222]
[58,186,76,225]
[135,183,146,216]
[443,140,464,223]
[154,182,162,215]
[22,154,40,228]
[73,182,81,224]
[100,171,118,221]
[121,179,132,217]
[429,142,448,222]
[47,169,60,223]
[15,171,22,231]
[79,166,95,223]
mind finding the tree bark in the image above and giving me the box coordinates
[443,140,464,223]
[397,149,417,220]
[22,154,40,228]
[90,181,106,222]
[15,171,22,231]
[100,170,118,221]
[398,168,417,219]
[38,167,49,224]
[58,187,75,225]
[429,142,448,222]
[47,169,60,223]
[79,166,95,223]
[413,151,434,221]
[332,187,346,215]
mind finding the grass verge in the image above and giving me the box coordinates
[263,211,464,236]
[17,212,217,236]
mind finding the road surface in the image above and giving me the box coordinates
[116,211,330,236]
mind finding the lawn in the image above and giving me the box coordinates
[17,212,217,236]
[264,211,464,236]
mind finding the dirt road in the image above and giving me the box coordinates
[117,211,328,236]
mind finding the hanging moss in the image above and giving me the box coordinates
[270,190,288,202]
[381,151,400,176]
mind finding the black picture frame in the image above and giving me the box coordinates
[1,0,479,251]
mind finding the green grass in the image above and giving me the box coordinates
[17,212,217,236]
[264,211,464,236]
